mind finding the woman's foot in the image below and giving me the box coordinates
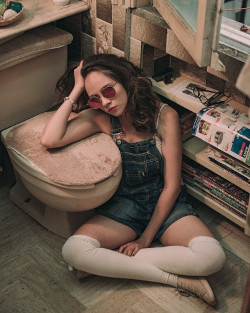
[75,270,91,280]
[68,264,91,280]
[177,276,218,307]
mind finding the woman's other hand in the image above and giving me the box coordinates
[119,238,150,256]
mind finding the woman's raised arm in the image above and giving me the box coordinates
[40,61,105,148]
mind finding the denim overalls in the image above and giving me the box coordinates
[96,115,198,241]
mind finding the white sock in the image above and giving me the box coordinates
[134,236,226,276]
[62,235,178,287]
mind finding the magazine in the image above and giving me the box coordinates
[182,157,248,219]
[206,147,250,183]
[192,103,250,165]
[182,156,248,203]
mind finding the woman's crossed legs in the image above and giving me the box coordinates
[62,215,225,306]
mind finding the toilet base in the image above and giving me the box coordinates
[9,175,95,238]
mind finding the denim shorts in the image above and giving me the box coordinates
[96,187,199,241]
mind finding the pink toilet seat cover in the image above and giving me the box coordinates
[5,112,122,186]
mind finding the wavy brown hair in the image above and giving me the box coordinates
[56,54,160,132]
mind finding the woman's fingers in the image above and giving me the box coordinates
[73,60,85,88]
[119,243,141,256]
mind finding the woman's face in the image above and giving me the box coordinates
[84,71,128,116]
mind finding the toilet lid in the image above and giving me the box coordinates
[5,112,122,186]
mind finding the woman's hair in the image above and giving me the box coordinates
[56,54,160,132]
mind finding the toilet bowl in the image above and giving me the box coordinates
[0,25,122,238]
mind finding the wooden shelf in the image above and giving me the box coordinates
[185,184,246,229]
[183,137,250,193]
[151,76,249,114]
[151,76,205,113]
[0,0,89,42]
[183,137,250,235]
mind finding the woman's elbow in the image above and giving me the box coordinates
[163,184,181,198]
[40,136,56,149]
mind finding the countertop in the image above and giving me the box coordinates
[0,0,90,41]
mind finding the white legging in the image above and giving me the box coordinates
[62,235,226,287]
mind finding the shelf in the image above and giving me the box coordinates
[151,76,206,113]
[185,184,246,229]
[151,76,249,114]
[0,0,89,42]
[183,137,250,193]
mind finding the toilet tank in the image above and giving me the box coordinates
[0,25,73,131]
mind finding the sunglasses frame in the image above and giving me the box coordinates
[87,81,117,109]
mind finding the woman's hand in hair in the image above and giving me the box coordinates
[73,60,85,93]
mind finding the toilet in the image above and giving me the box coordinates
[0,25,122,238]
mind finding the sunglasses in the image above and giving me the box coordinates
[87,81,117,109]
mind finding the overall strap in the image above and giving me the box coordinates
[110,116,124,141]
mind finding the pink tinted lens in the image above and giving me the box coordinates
[102,86,116,99]
[88,96,102,109]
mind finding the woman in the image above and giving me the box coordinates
[40,54,225,307]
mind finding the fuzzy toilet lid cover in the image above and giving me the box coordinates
[5,112,122,186]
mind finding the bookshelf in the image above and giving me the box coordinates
[152,76,250,236]
[183,137,250,192]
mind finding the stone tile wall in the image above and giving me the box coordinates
[56,1,249,109]
[80,0,127,58]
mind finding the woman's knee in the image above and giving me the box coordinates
[189,236,226,276]
[205,246,226,276]
[62,235,100,269]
